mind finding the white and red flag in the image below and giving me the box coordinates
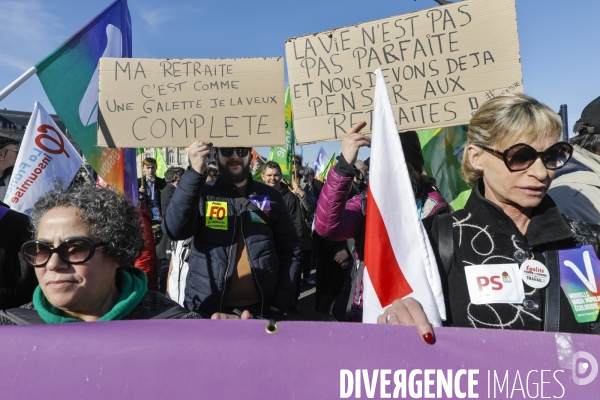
[3,101,83,215]
[362,69,446,325]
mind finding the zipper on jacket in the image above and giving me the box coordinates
[219,207,237,313]
[241,225,265,317]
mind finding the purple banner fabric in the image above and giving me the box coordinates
[0,320,598,399]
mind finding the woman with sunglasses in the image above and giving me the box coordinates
[385,93,600,340]
[316,93,600,341]
[0,183,250,324]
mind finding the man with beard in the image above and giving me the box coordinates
[262,161,303,241]
[162,141,301,319]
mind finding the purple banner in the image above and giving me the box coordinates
[0,320,598,398]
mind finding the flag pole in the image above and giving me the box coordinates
[0,67,38,102]
[81,163,96,185]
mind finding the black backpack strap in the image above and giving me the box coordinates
[235,197,275,231]
[544,243,561,332]
[436,213,455,275]
[0,308,46,325]
[143,304,191,320]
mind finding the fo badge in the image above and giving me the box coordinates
[206,201,228,230]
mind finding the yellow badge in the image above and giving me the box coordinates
[206,201,228,230]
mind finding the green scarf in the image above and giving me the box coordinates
[33,266,148,324]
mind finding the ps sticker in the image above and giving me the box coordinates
[519,259,550,289]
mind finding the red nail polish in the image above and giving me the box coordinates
[422,333,435,344]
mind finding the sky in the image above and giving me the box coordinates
[0,0,598,168]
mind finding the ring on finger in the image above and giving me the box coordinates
[196,144,200,148]
[385,313,397,324]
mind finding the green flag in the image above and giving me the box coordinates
[317,152,336,182]
[137,148,145,156]
[417,125,471,210]
[267,86,295,182]
[252,165,264,183]
[154,148,167,179]
[254,86,295,184]
[34,0,137,200]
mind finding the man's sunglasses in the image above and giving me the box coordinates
[478,142,573,172]
[21,237,105,267]
[218,147,251,158]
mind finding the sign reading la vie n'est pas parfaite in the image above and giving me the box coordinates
[97,57,285,148]
[285,0,523,144]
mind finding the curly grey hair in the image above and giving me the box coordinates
[30,183,144,267]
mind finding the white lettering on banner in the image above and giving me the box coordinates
[99,150,122,177]
[340,369,479,398]
[8,154,53,203]
[340,369,568,398]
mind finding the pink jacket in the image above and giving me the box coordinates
[314,167,364,242]
[315,165,450,243]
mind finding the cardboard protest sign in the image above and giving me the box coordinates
[285,0,522,144]
[97,58,285,148]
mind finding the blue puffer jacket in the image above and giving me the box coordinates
[162,167,301,316]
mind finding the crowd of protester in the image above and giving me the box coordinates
[0,93,599,342]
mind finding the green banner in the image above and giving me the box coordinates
[417,125,471,210]
[268,86,295,182]
[318,152,336,182]
[254,86,295,184]
[154,148,167,179]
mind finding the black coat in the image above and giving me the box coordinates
[312,179,324,200]
[0,291,201,324]
[160,183,177,215]
[138,177,166,210]
[156,183,178,260]
[280,183,303,241]
[424,180,600,334]
[0,202,37,309]
[162,169,301,315]
[313,231,351,314]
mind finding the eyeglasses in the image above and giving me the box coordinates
[478,142,573,172]
[21,237,105,267]
[218,147,251,158]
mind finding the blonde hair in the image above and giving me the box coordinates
[461,93,562,186]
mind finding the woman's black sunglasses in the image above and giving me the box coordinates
[218,147,251,158]
[21,237,105,267]
[478,142,573,172]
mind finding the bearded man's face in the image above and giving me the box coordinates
[216,148,252,184]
